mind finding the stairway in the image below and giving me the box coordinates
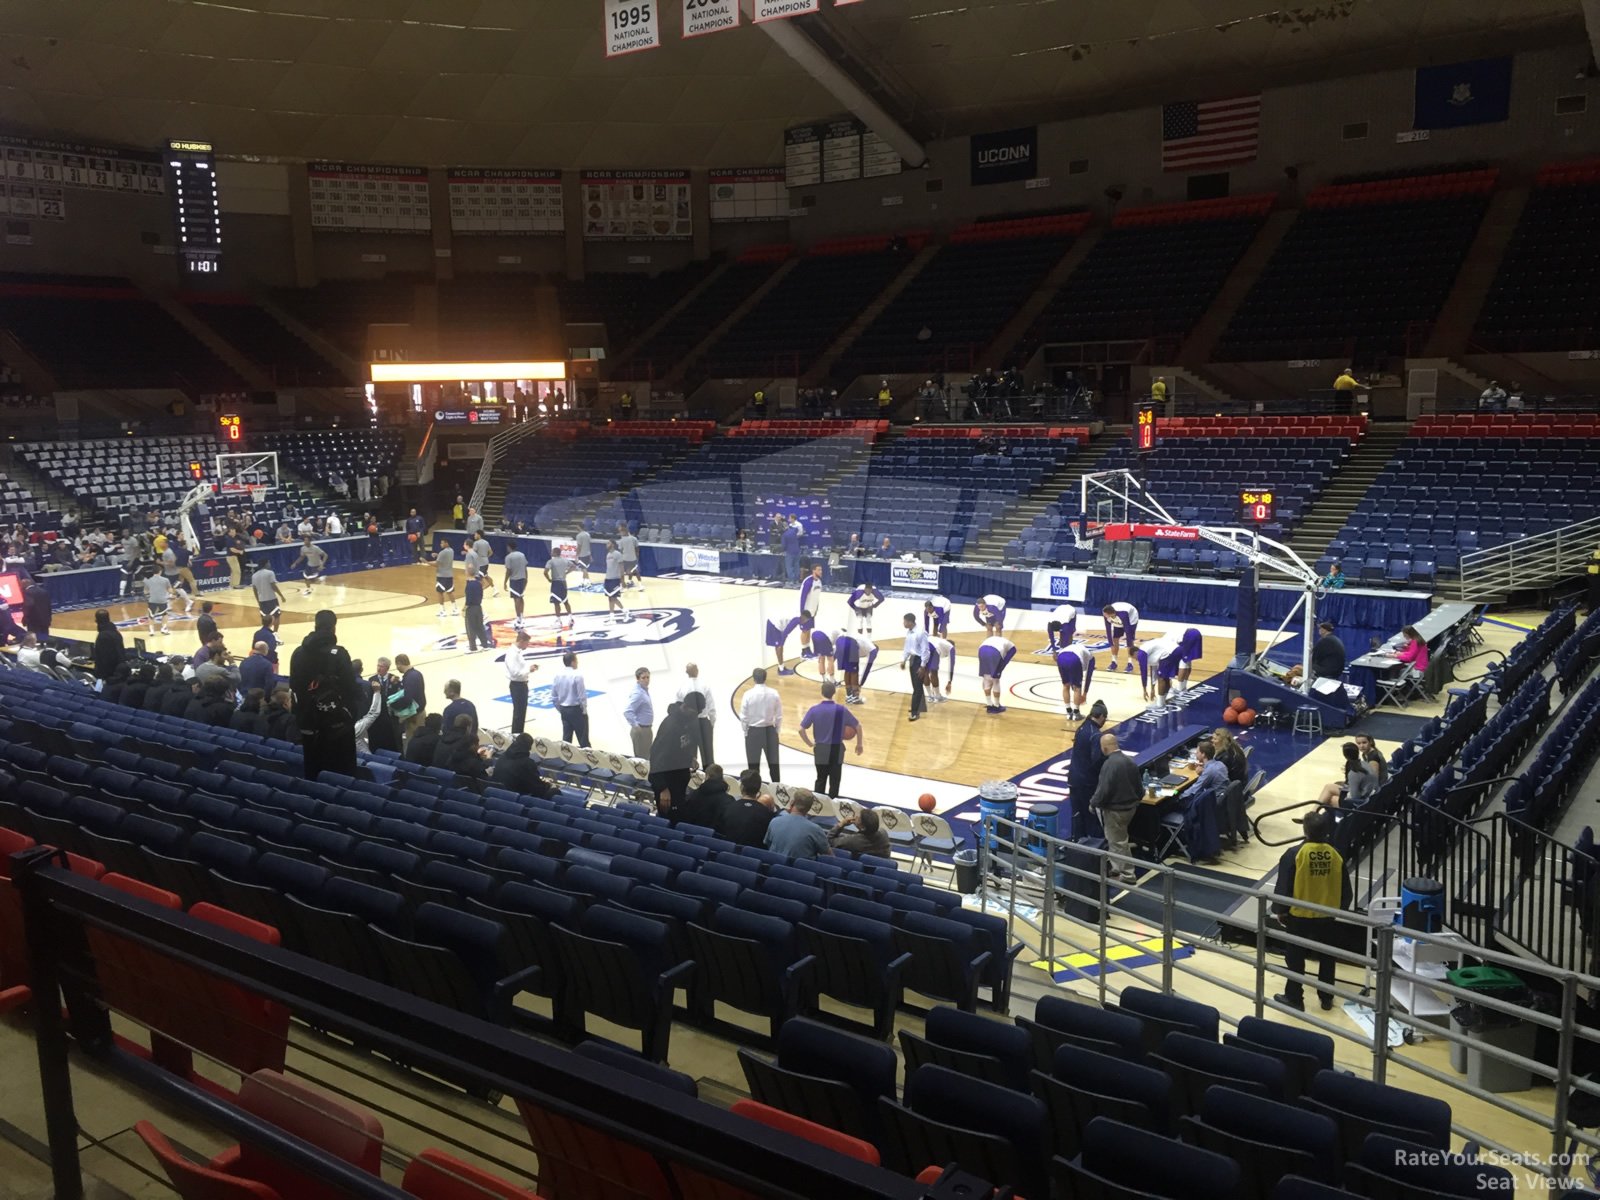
[986,228,1104,371]
[969,426,1127,561]
[1422,185,1530,358]
[251,291,365,384]
[1283,421,1412,571]
[1177,207,1299,364]
[806,243,942,386]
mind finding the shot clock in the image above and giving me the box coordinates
[1136,405,1157,452]
[166,140,222,280]
[1241,489,1276,523]
[219,414,243,442]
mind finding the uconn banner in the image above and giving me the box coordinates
[970,125,1038,187]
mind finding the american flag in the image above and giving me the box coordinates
[1161,95,1261,172]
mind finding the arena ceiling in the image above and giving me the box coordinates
[0,0,1589,169]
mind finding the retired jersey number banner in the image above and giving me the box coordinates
[890,562,941,591]
[605,0,660,56]
[754,0,821,21]
[683,0,739,37]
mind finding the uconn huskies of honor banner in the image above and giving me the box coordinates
[970,126,1039,187]
[683,0,739,37]
[890,562,941,591]
[604,0,660,56]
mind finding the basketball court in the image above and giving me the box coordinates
[55,559,1534,887]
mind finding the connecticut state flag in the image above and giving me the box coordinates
[1413,57,1513,130]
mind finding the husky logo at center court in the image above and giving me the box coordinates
[428,606,698,659]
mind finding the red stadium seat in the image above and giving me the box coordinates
[209,1071,385,1200]
[401,1148,540,1200]
[136,1121,282,1200]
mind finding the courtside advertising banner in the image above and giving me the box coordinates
[604,0,660,56]
[1030,569,1090,602]
[553,539,578,560]
[890,562,941,591]
[683,0,739,37]
[754,0,821,21]
[681,547,722,573]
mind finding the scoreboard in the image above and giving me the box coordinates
[1240,490,1276,523]
[1136,405,1157,452]
[219,414,243,442]
[167,140,222,278]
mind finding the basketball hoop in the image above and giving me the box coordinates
[248,485,268,505]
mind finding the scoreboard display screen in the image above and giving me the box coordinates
[219,414,242,442]
[1136,405,1157,452]
[1241,490,1276,523]
[166,140,221,278]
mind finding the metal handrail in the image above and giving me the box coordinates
[468,417,547,516]
[1457,514,1600,599]
[973,812,1600,1183]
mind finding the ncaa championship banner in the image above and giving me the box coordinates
[681,547,722,573]
[890,562,941,591]
[1031,568,1090,602]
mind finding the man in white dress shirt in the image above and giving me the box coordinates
[739,666,783,781]
[901,612,930,722]
[504,629,537,735]
[623,666,654,759]
[550,650,590,747]
[676,662,717,769]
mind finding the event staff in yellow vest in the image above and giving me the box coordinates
[876,380,893,418]
[1271,808,1353,1011]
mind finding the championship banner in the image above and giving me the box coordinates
[1101,523,1199,542]
[890,562,941,591]
[604,0,660,56]
[580,170,692,240]
[308,163,430,233]
[754,0,821,21]
[709,168,786,222]
[682,547,721,573]
[683,0,739,38]
[447,168,563,234]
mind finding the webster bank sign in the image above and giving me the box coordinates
[970,126,1039,186]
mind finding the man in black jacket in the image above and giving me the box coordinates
[1067,700,1109,839]
[290,609,357,780]
[92,609,124,681]
[1311,621,1346,681]
[184,678,235,727]
[1088,732,1143,881]
[265,685,299,743]
[675,763,732,829]
[433,713,487,779]
[718,768,777,847]
[490,733,556,799]
[405,713,443,765]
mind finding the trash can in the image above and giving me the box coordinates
[978,780,1019,858]
[1400,876,1445,933]
[1026,803,1061,854]
[953,849,980,895]
[1448,965,1537,1093]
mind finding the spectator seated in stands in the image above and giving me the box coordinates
[1285,621,1347,689]
[406,712,444,765]
[828,806,891,857]
[764,789,829,860]
[1477,380,1509,411]
[1318,740,1379,809]
[434,713,487,779]
[491,732,556,799]
[676,763,732,829]
[718,768,777,847]
[1320,562,1346,589]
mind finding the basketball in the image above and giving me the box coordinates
[1230,697,1249,713]
[1222,707,1239,724]
[918,793,937,812]
[407,532,419,543]
[1239,709,1257,727]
